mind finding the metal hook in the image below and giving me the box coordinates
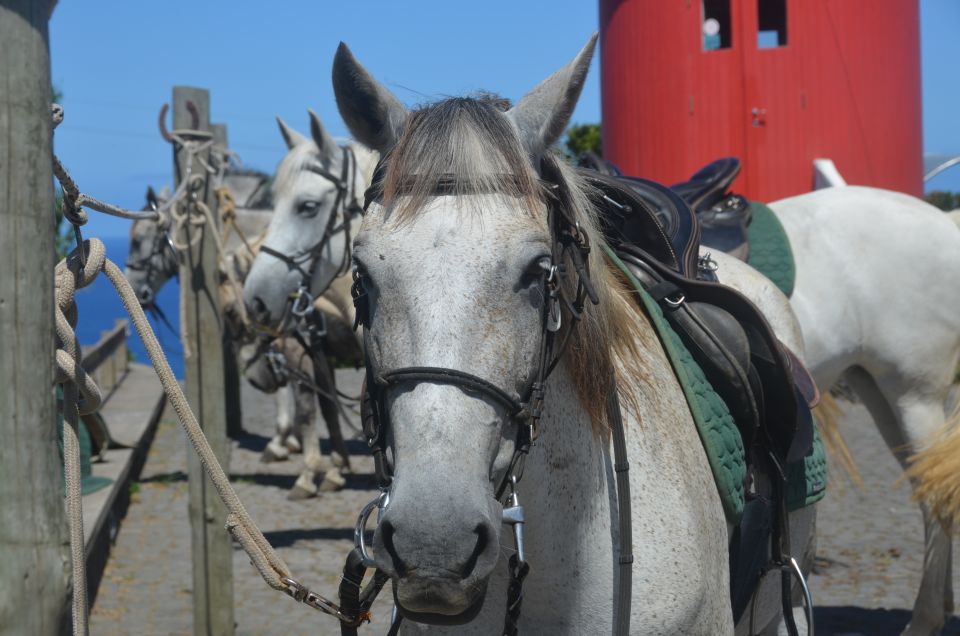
[158,100,202,143]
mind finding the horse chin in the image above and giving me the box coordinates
[392,574,488,625]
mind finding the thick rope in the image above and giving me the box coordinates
[50,107,350,636]
[57,239,296,591]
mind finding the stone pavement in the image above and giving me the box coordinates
[810,398,960,635]
[89,369,960,634]
[90,368,394,635]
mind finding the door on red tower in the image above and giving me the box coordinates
[737,0,806,201]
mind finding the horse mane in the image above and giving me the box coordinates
[381,95,652,434]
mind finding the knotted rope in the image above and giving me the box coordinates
[51,105,348,636]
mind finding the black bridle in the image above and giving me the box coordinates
[125,195,179,304]
[256,146,363,336]
[343,156,632,636]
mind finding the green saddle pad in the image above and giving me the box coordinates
[747,202,795,298]
[603,246,824,523]
[57,387,113,496]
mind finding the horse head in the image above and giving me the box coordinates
[333,35,602,623]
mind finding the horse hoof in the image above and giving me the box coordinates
[285,437,302,454]
[260,445,288,463]
[318,468,346,492]
[287,485,316,501]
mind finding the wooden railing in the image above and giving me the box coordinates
[82,318,129,399]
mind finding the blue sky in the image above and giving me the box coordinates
[49,0,960,239]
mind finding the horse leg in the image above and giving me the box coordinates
[261,384,294,463]
[312,352,352,475]
[845,367,953,636]
[288,380,328,500]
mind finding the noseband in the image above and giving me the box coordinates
[348,156,633,636]
[256,145,363,336]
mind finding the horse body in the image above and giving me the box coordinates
[332,36,814,634]
[769,185,960,634]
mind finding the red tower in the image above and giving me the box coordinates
[599,0,923,201]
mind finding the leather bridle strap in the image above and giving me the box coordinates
[376,367,524,416]
[254,146,361,335]
[609,389,633,636]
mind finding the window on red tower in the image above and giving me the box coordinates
[702,0,731,51]
[758,0,788,48]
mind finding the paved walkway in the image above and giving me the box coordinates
[89,371,960,634]
[90,369,394,635]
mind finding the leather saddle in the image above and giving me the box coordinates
[582,167,815,465]
[581,162,818,624]
[672,158,752,261]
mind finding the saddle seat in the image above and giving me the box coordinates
[671,157,742,212]
[672,158,752,261]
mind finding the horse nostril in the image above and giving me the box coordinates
[380,520,408,578]
[139,287,153,304]
[461,523,490,580]
[250,297,270,322]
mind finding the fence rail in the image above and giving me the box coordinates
[82,318,129,397]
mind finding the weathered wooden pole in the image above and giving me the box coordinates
[210,122,244,439]
[0,1,69,634]
[173,87,235,636]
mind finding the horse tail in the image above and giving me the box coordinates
[905,389,960,530]
[815,392,864,488]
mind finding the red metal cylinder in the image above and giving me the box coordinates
[599,0,923,200]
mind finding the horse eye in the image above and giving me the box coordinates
[297,200,321,217]
[518,256,551,289]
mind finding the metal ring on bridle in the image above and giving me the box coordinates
[354,491,389,568]
[290,287,314,318]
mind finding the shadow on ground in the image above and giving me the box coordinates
[260,527,357,547]
[815,606,960,635]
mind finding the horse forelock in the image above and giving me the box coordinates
[379,95,651,434]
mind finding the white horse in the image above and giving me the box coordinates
[320,35,815,634]
[758,186,960,635]
[241,114,377,389]
[124,177,354,498]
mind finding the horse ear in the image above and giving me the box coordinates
[276,116,309,149]
[308,108,339,161]
[507,33,598,160]
[332,41,408,153]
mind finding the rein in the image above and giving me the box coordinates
[349,156,634,635]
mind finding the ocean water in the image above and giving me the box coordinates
[74,236,184,378]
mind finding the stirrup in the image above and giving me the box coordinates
[780,556,814,636]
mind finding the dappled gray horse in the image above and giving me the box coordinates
[124,173,353,497]
[307,36,816,633]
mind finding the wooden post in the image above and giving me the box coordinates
[210,122,244,439]
[0,1,69,634]
[173,87,235,636]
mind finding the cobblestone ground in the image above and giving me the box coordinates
[810,398,960,635]
[90,369,394,635]
[91,372,960,634]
